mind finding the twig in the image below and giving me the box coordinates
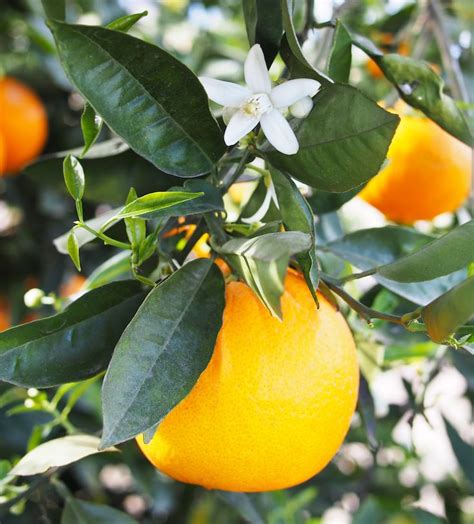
[220,148,252,193]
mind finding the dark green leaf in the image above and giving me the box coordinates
[49,21,225,177]
[80,104,103,157]
[422,276,474,343]
[41,0,65,20]
[116,191,203,220]
[63,155,85,201]
[10,435,116,477]
[265,85,399,192]
[242,0,283,66]
[378,220,474,282]
[25,140,180,206]
[106,11,148,32]
[280,0,331,84]
[216,492,265,524]
[100,259,225,448]
[62,498,137,524]
[271,168,319,302]
[328,20,352,83]
[0,281,144,388]
[307,185,362,214]
[444,416,474,484]
[325,226,467,305]
[217,231,311,319]
[67,231,81,271]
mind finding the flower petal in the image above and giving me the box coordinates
[244,44,271,94]
[260,109,299,155]
[289,96,314,118]
[270,79,320,108]
[224,110,259,145]
[199,77,251,107]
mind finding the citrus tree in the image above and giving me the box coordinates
[0,0,473,522]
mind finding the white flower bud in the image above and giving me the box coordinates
[289,96,314,119]
[24,288,45,308]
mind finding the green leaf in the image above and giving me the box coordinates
[85,251,132,290]
[25,139,180,206]
[115,191,203,220]
[216,492,265,524]
[328,20,352,83]
[307,185,362,214]
[217,231,312,319]
[265,85,399,192]
[100,259,225,448]
[271,168,319,302]
[41,0,65,20]
[63,155,85,201]
[0,281,144,388]
[352,38,473,147]
[106,11,148,32]
[422,276,474,343]
[444,416,474,484]
[62,498,137,524]
[67,231,81,271]
[80,104,103,157]
[10,435,116,477]
[280,0,331,84]
[325,226,467,305]
[378,221,474,282]
[242,0,283,66]
[48,21,225,177]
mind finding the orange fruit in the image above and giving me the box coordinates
[360,110,472,224]
[0,77,48,175]
[0,135,6,175]
[137,270,359,492]
[0,298,10,332]
[60,274,86,297]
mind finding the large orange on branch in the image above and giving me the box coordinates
[360,107,472,224]
[137,271,359,492]
[0,77,48,175]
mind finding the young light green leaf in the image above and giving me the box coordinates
[84,251,132,290]
[48,21,225,177]
[217,231,312,319]
[10,435,116,477]
[422,276,474,343]
[80,104,103,157]
[116,191,203,220]
[62,498,137,524]
[106,11,148,32]
[100,259,225,448]
[63,155,85,201]
[67,231,81,271]
[0,281,144,387]
[271,168,319,303]
[265,85,399,192]
[328,20,352,83]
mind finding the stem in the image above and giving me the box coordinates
[220,148,251,193]
[75,200,84,222]
[77,223,131,250]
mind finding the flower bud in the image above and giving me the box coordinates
[289,96,313,119]
[24,288,45,308]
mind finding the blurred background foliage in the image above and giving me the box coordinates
[0,0,473,523]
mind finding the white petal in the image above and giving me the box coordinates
[199,77,251,107]
[260,109,299,155]
[244,44,271,94]
[224,110,259,145]
[241,185,272,224]
[289,96,314,118]
[270,79,320,108]
[222,106,238,125]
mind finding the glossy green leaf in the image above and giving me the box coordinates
[10,435,116,477]
[106,11,148,32]
[444,416,474,484]
[100,259,225,448]
[242,0,283,66]
[41,0,65,20]
[61,498,137,524]
[325,226,467,305]
[85,251,132,290]
[25,140,180,206]
[0,281,144,387]
[67,231,81,271]
[80,104,103,157]
[378,221,474,282]
[265,85,399,192]
[422,276,474,343]
[49,21,225,177]
[280,0,331,84]
[63,155,85,201]
[271,168,319,302]
[217,231,312,319]
[328,20,352,83]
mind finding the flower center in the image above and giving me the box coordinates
[241,93,272,117]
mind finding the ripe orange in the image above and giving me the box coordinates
[360,109,472,224]
[60,274,86,297]
[0,77,48,175]
[0,298,10,332]
[0,136,6,175]
[137,270,359,492]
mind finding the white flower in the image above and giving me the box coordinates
[199,44,320,155]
